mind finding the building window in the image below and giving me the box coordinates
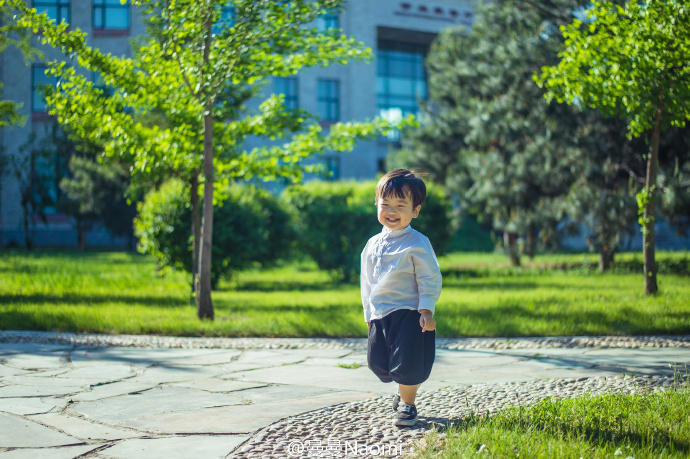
[316,10,338,31]
[377,158,386,174]
[34,0,70,24]
[93,0,129,30]
[322,156,340,180]
[32,65,58,113]
[92,71,115,97]
[32,145,67,215]
[317,79,339,122]
[274,77,298,110]
[376,40,428,140]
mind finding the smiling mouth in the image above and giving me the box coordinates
[386,217,400,224]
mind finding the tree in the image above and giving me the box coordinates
[567,116,690,271]
[9,130,62,249]
[0,2,40,127]
[59,151,136,251]
[135,179,293,287]
[1,2,41,202]
[536,0,690,294]
[566,114,642,270]
[9,0,413,318]
[390,0,588,266]
[658,129,690,239]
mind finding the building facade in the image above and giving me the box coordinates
[0,0,472,247]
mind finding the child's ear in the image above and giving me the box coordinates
[412,204,421,218]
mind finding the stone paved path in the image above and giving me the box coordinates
[0,331,688,458]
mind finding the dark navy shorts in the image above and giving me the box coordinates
[367,308,435,386]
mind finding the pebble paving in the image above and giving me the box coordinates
[2,330,690,351]
[231,375,678,458]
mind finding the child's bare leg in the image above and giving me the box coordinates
[399,383,418,405]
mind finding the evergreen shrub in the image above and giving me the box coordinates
[283,180,453,282]
[135,179,293,286]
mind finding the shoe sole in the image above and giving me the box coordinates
[394,417,417,427]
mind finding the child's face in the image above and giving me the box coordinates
[377,191,421,231]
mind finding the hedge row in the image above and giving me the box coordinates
[135,179,454,284]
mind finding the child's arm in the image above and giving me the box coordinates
[360,239,372,323]
[411,240,442,332]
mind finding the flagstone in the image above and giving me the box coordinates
[52,364,137,384]
[0,365,32,377]
[0,412,82,448]
[168,378,268,393]
[0,444,101,459]
[131,389,375,434]
[97,434,248,459]
[29,413,142,441]
[1,354,70,371]
[0,397,67,416]
[0,379,84,398]
[70,380,158,402]
[71,386,247,428]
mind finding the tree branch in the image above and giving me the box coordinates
[165,0,196,98]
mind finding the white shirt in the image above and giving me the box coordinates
[360,225,442,322]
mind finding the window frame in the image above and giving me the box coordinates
[322,155,340,180]
[316,10,339,31]
[31,64,57,114]
[33,0,70,24]
[317,78,340,123]
[92,0,130,32]
[376,39,429,141]
[274,76,299,110]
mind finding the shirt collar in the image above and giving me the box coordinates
[381,225,412,238]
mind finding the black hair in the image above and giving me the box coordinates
[375,169,426,208]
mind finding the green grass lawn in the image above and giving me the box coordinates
[413,385,690,458]
[1,250,688,337]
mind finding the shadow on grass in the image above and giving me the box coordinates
[1,301,368,338]
[441,276,657,292]
[442,279,540,290]
[0,252,154,274]
[229,280,352,292]
[0,293,189,307]
[3,294,689,338]
[436,300,690,337]
[441,268,489,278]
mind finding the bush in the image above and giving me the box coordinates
[282,180,453,282]
[135,179,190,274]
[135,179,293,287]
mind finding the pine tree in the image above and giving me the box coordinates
[392,0,589,265]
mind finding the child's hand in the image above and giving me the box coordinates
[419,310,436,332]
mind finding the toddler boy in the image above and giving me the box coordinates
[361,169,442,427]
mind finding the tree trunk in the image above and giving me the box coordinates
[504,231,520,266]
[599,246,614,272]
[77,220,86,252]
[599,211,613,272]
[643,94,662,295]
[196,113,214,320]
[22,206,32,250]
[190,171,201,294]
[525,226,537,259]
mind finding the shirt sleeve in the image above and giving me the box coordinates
[411,239,442,315]
[360,239,372,322]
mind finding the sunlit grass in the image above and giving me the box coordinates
[412,385,690,458]
[1,250,688,337]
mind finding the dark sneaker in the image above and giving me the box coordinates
[392,393,400,412]
[394,402,417,427]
